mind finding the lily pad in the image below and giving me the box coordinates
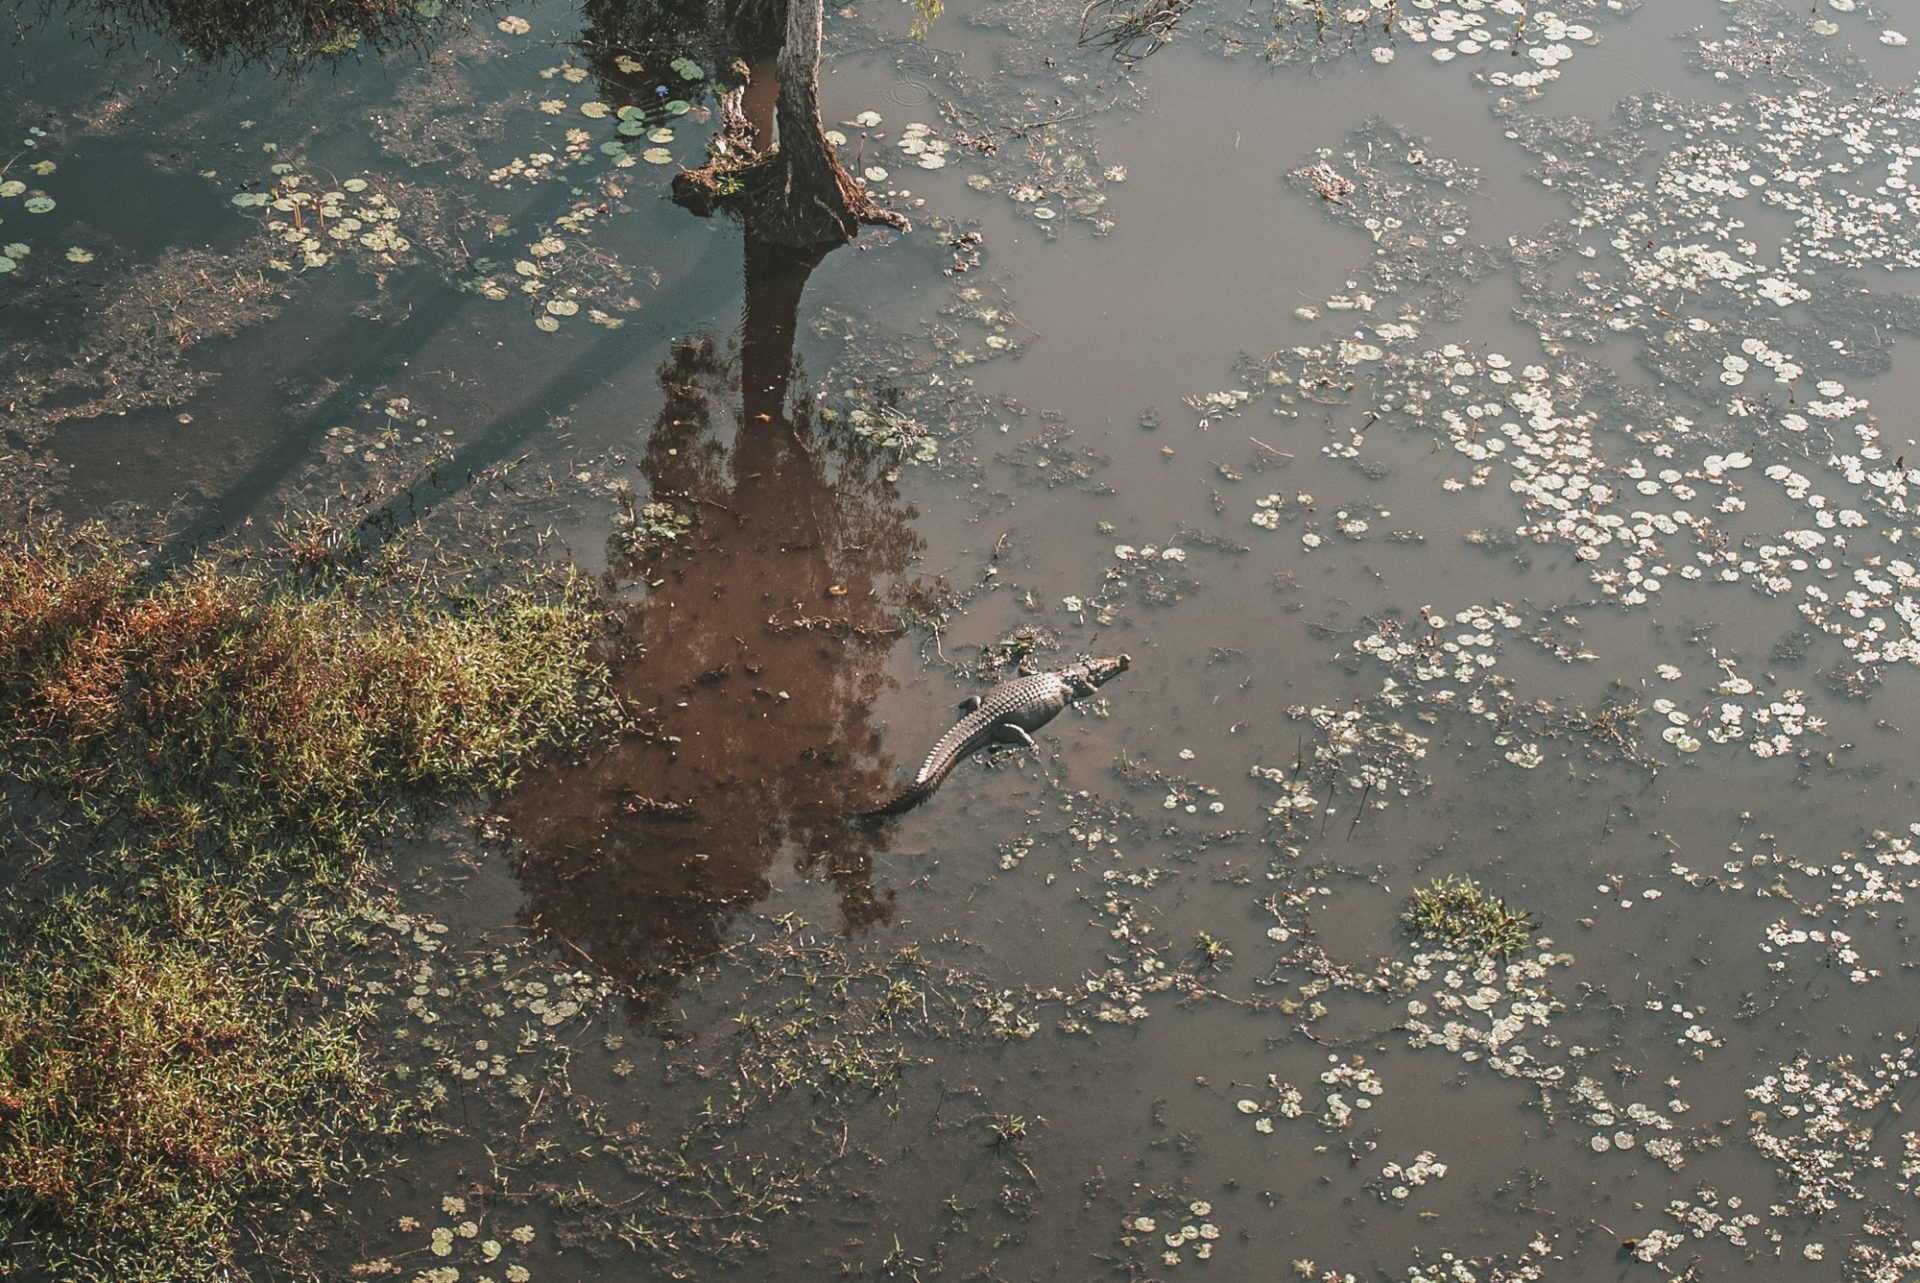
[534,314,560,332]
[642,147,674,165]
[617,118,647,136]
[24,196,56,214]
[664,99,690,116]
[0,256,14,274]
[496,13,530,33]
[66,246,93,263]
[545,298,579,316]
[0,180,24,198]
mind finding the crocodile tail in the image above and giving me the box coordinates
[859,781,935,819]
[860,735,971,819]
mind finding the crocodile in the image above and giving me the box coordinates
[862,654,1130,818]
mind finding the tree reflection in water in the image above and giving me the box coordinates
[504,237,921,995]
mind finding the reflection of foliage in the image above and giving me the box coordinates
[39,0,462,68]
[1402,875,1535,959]
[577,0,725,104]
[909,0,942,39]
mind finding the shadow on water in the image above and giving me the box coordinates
[504,235,922,998]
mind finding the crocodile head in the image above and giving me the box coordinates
[1064,653,1130,697]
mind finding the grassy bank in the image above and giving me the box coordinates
[0,525,617,1281]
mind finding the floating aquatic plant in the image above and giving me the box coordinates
[1401,875,1535,957]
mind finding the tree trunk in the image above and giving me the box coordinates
[673,0,908,250]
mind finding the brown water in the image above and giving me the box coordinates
[10,0,1920,1278]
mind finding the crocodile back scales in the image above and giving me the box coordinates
[861,655,1128,819]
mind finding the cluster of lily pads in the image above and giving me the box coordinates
[233,165,413,270]
[1218,0,1618,93]
[1118,1200,1222,1268]
[1,143,96,274]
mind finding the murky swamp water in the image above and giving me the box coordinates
[7,0,1920,1278]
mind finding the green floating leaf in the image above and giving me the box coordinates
[664,100,690,116]
[3,242,27,259]
[0,180,25,198]
[617,118,647,136]
[232,191,269,207]
[0,256,15,274]
[24,196,55,214]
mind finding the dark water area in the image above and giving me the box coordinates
[10,0,1920,1278]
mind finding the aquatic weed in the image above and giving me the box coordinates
[1401,874,1535,958]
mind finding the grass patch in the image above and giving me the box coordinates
[0,525,617,874]
[0,522,619,1280]
[1401,874,1536,959]
[0,876,391,1282]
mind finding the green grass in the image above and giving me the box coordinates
[0,877,389,1282]
[0,523,619,1280]
[0,525,617,874]
[1401,874,1536,959]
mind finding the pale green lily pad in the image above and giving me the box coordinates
[647,127,674,143]
[4,243,28,258]
[232,191,269,207]
[642,147,674,165]
[580,101,610,119]
[617,118,647,136]
[0,180,24,198]
[534,314,560,331]
[546,298,579,316]
[24,196,55,214]
[0,256,14,274]
[66,246,93,263]
[664,99,690,115]
[1032,207,1057,220]
[342,177,369,193]
[600,141,629,156]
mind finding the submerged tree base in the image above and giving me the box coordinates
[672,0,909,250]
[673,88,910,247]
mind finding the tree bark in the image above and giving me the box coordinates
[673,0,908,250]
